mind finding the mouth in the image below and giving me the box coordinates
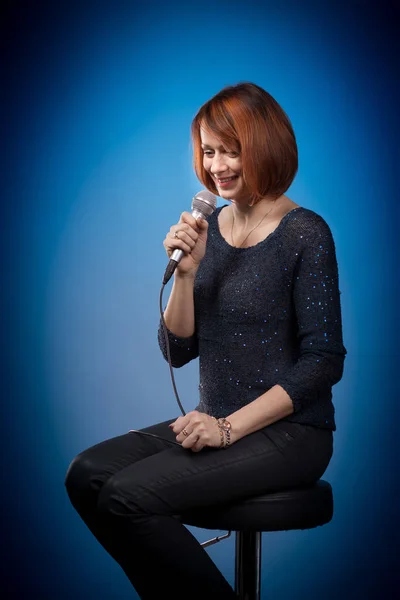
[215,176,239,188]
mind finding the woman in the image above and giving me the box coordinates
[65,82,346,599]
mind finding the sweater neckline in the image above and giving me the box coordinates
[214,205,304,251]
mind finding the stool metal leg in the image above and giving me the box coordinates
[235,531,261,600]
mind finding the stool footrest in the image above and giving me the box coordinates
[200,530,232,548]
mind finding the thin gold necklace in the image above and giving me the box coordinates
[231,201,276,248]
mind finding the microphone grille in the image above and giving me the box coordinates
[191,190,217,217]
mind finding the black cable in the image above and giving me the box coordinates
[159,283,187,418]
[128,281,186,448]
[129,429,181,447]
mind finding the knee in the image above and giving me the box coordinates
[97,476,140,518]
[65,451,97,502]
[97,476,124,517]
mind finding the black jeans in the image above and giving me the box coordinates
[65,418,333,599]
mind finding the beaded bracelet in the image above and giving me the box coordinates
[211,416,232,448]
[217,418,232,447]
[211,416,225,447]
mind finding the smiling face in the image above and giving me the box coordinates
[200,127,250,205]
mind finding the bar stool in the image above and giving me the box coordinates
[179,480,333,600]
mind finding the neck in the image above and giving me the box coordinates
[230,195,280,225]
[229,195,282,248]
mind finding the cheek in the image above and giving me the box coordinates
[231,159,242,174]
[203,158,212,172]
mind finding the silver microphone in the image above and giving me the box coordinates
[163,190,217,284]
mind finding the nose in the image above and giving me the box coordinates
[210,154,228,176]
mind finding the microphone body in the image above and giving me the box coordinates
[163,190,217,284]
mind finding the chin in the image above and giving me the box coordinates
[224,192,247,205]
[218,187,242,201]
[218,190,233,199]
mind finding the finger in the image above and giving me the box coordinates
[169,229,197,250]
[179,211,200,230]
[164,234,193,256]
[174,411,200,440]
[196,217,209,232]
[190,436,205,452]
[172,222,199,244]
[170,416,187,434]
[181,432,201,450]
[177,427,193,444]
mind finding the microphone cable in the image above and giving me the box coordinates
[128,282,187,448]
[158,282,188,418]
[129,190,216,448]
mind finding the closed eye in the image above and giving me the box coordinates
[202,149,239,157]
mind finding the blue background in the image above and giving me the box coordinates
[2,0,399,598]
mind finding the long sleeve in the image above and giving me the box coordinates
[276,215,346,413]
[157,319,199,368]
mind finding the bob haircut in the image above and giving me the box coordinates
[191,82,298,204]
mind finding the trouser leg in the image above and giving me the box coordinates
[65,419,238,598]
[65,419,332,599]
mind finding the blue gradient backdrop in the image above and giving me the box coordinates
[3,0,399,598]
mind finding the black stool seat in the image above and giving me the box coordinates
[181,480,333,532]
[179,480,333,599]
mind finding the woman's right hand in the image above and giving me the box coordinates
[163,211,209,277]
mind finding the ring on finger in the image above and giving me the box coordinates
[174,231,179,239]
[182,428,189,437]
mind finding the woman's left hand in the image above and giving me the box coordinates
[169,411,222,452]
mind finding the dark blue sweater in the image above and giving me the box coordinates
[158,206,346,430]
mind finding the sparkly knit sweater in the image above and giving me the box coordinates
[158,206,346,430]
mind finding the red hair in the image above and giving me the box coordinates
[191,82,298,203]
